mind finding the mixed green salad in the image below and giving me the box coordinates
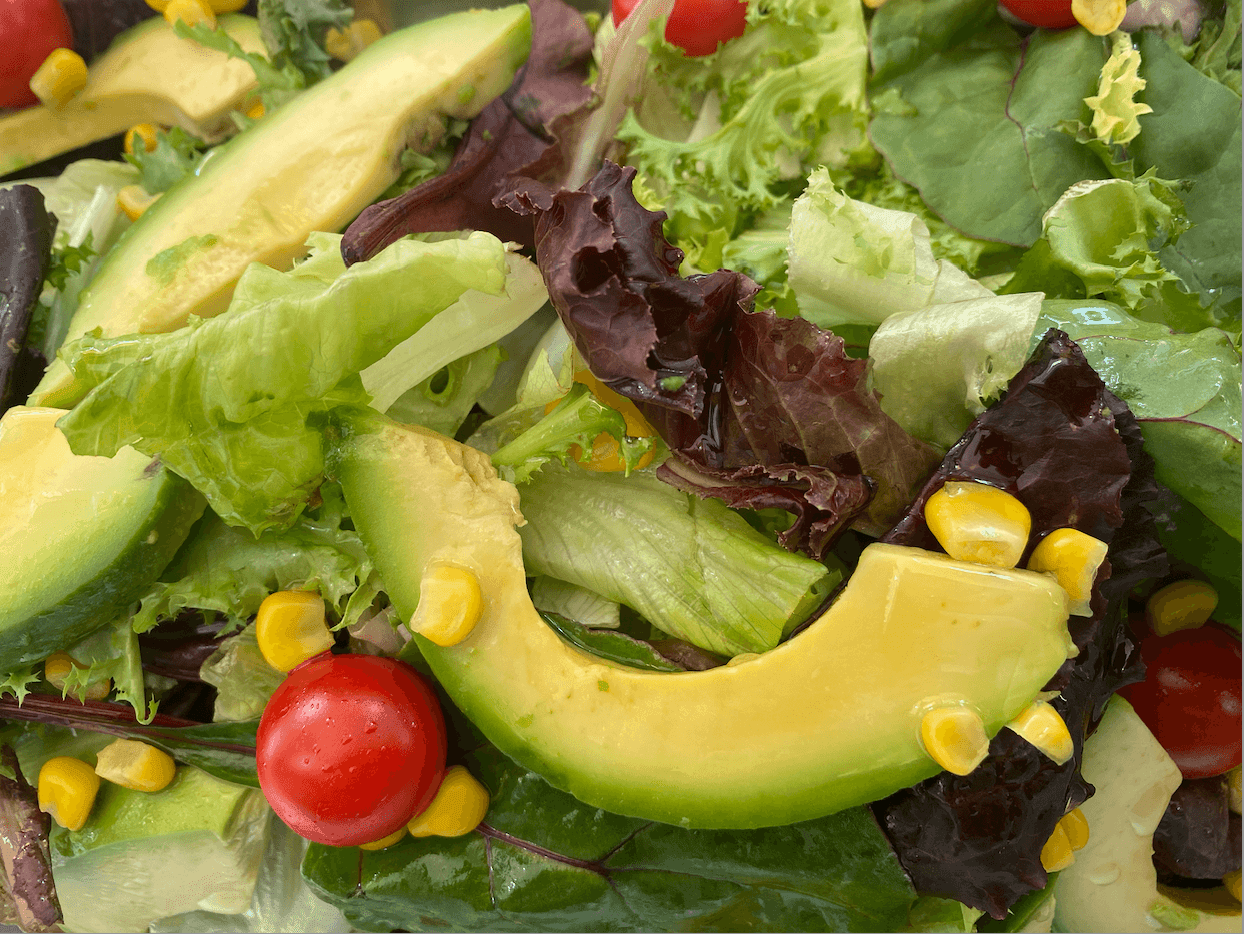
[0,0,1240,931]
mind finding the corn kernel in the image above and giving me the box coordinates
[359,826,407,850]
[124,123,160,155]
[1146,580,1219,637]
[925,481,1031,568]
[1228,766,1241,816]
[116,184,161,221]
[1059,807,1090,851]
[243,98,265,121]
[163,0,216,30]
[1072,0,1127,35]
[1026,528,1108,617]
[255,590,334,672]
[920,706,990,777]
[29,49,88,108]
[410,564,483,647]
[94,739,177,793]
[1225,870,1242,903]
[325,19,383,63]
[1006,700,1074,765]
[43,651,111,701]
[38,757,100,832]
[408,766,490,838]
[1040,822,1076,872]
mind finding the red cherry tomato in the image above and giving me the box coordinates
[998,0,1078,30]
[612,0,748,57]
[1121,624,1242,780]
[256,653,447,847]
[0,0,74,109]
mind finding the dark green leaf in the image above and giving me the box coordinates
[137,720,259,788]
[974,875,1054,932]
[1145,487,1242,633]
[257,0,352,84]
[868,0,997,85]
[869,19,1110,246]
[302,746,921,932]
[539,612,682,673]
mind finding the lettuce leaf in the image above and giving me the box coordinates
[383,345,503,439]
[515,464,831,657]
[1039,299,1242,540]
[55,231,509,532]
[197,624,285,724]
[61,616,152,723]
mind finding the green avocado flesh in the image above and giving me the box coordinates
[0,406,204,670]
[30,4,533,406]
[51,766,270,934]
[331,413,1074,829]
[0,15,265,175]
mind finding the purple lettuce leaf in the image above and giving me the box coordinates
[532,161,939,555]
[872,330,1167,920]
[340,0,594,263]
[0,746,61,933]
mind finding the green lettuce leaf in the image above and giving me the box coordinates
[1039,299,1242,540]
[530,577,621,630]
[1132,30,1243,318]
[301,744,932,932]
[61,616,152,723]
[1083,32,1154,147]
[256,0,351,84]
[513,464,831,657]
[619,0,868,251]
[385,345,503,438]
[197,624,285,723]
[870,291,1045,449]
[132,483,372,634]
[55,231,509,532]
[126,127,209,196]
[869,5,1109,247]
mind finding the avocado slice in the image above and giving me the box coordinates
[0,406,204,670]
[29,5,533,406]
[329,413,1073,830]
[0,16,265,177]
[1054,697,1243,934]
[50,765,270,934]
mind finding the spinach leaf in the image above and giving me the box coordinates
[302,745,930,932]
[868,8,1109,247]
[538,612,682,673]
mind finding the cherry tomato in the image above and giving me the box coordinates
[1121,623,1242,780]
[998,0,1078,30]
[256,653,447,847]
[0,0,74,109]
[612,0,747,57]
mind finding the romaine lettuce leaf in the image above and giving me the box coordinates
[514,464,830,657]
[55,231,509,532]
[1039,299,1242,540]
[383,345,503,438]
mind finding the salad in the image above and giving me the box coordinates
[0,0,1240,931]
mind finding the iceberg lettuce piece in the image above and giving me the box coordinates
[514,464,832,657]
[198,623,285,723]
[55,231,509,532]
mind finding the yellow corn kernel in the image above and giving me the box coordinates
[1228,766,1241,816]
[38,757,100,832]
[163,0,216,30]
[410,564,483,647]
[94,739,177,793]
[124,123,160,156]
[325,19,383,63]
[1146,580,1219,637]
[359,826,407,850]
[408,766,490,838]
[243,98,265,121]
[43,651,111,701]
[1072,0,1127,35]
[116,184,161,222]
[920,706,990,777]
[1225,870,1242,903]
[925,482,1031,568]
[1027,528,1108,617]
[255,590,333,672]
[1040,822,1076,872]
[1005,700,1074,765]
[862,0,889,8]
[29,49,88,108]
[1059,807,1090,851]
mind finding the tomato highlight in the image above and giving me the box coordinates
[1121,623,1242,781]
[0,0,75,109]
[256,653,448,847]
[611,0,747,57]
